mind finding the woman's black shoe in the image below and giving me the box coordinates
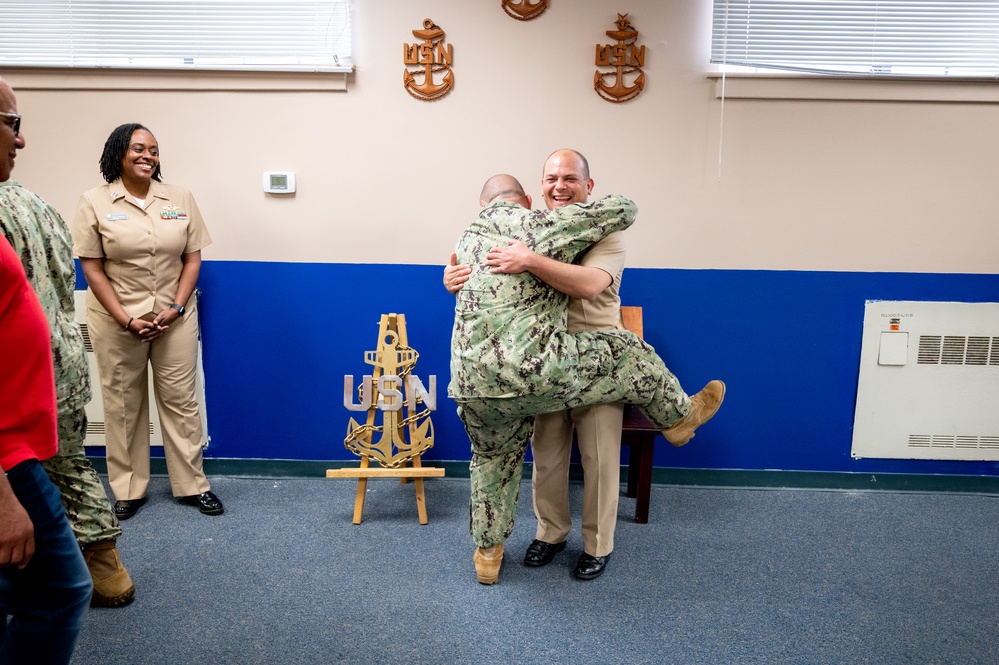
[113,497,147,520]
[178,491,224,516]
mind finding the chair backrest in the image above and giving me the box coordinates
[619,306,657,430]
[620,305,644,339]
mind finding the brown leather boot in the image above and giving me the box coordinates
[662,380,726,447]
[82,539,135,607]
[473,543,504,585]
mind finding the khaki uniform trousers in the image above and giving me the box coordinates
[87,305,209,501]
[532,402,623,558]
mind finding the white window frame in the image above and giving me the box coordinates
[710,0,999,103]
[0,0,353,74]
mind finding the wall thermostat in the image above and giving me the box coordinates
[263,171,296,194]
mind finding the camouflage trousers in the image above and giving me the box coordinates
[40,407,122,547]
[457,328,691,547]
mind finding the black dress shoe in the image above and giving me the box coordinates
[523,539,567,567]
[113,497,147,520]
[178,491,224,516]
[572,553,610,580]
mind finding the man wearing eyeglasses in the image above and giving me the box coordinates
[0,110,19,175]
[0,112,18,142]
[0,74,93,665]
[0,76,136,611]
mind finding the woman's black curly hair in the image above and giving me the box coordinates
[99,123,162,184]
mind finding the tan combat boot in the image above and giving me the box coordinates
[473,543,504,585]
[662,380,726,447]
[82,539,136,607]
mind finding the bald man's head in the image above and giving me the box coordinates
[479,174,531,208]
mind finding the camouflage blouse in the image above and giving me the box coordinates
[449,195,636,401]
[0,179,91,415]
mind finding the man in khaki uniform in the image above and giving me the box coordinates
[482,149,627,580]
[445,150,724,581]
[450,174,724,585]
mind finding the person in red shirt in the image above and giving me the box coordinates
[0,86,92,665]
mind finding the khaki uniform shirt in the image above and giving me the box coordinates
[568,232,625,333]
[72,179,212,316]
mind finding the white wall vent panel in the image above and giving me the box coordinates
[852,301,999,461]
[75,291,208,448]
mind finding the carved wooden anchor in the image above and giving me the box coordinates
[594,13,647,103]
[403,19,454,101]
[501,0,549,21]
[330,313,444,525]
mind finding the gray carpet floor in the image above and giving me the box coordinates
[70,475,999,665]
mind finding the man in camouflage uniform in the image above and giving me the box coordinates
[449,175,725,584]
[0,77,135,607]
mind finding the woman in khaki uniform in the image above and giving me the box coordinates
[72,123,222,519]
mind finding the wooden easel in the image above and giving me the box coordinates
[327,313,444,525]
[326,458,444,525]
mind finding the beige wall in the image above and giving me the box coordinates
[5,0,997,273]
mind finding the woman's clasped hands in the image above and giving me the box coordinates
[128,308,180,342]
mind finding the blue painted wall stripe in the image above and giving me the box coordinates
[78,261,999,477]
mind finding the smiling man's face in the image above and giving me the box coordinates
[541,149,593,211]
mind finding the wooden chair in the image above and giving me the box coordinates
[619,306,659,524]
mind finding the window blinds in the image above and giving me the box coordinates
[711,1,999,77]
[0,0,352,73]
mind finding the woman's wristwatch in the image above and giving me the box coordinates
[169,303,186,316]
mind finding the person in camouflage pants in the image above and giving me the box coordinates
[449,175,725,584]
[0,172,135,607]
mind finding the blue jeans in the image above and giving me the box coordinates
[0,460,92,665]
